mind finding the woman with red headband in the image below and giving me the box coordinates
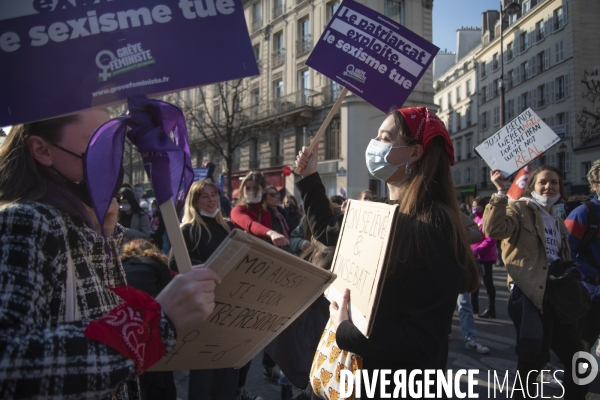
[295,107,478,398]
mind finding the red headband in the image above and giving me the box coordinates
[398,107,455,166]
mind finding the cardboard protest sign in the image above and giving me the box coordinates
[150,229,336,371]
[305,0,438,113]
[474,108,561,177]
[327,200,398,337]
[0,0,258,126]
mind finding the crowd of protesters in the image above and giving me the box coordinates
[2,105,600,400]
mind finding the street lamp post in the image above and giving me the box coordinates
[499,1,521,127]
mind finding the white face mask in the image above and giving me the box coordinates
[365,139,409,182]
[200,208,220,218]
[531,191,561,207]
[245,191,263,204]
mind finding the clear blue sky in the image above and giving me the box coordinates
[432,0,502,53]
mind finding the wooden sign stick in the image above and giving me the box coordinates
[294,87,348,174]
[160,199,193,273]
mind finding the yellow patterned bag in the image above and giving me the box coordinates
[309,319,363,400]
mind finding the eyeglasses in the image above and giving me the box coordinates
[267,192,279,198]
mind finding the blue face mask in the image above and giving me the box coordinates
[365,139,409,181]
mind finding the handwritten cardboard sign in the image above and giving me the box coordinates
[474,108,561,177]
[326,200,398,337]
[150,229,336,371]
[0,0,258,126]
[305,0,438,113]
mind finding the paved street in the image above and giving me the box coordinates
[175,266,600,399]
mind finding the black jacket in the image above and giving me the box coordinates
[122,256,172,298]
[297,173,463,398]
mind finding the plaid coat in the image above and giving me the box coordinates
[0,202,176,399]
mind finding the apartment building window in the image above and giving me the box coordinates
[272,32,285,67]
[214,105,221,123]
[521,61,528,82]
[466,107,472,126]
[493,106,500,126]
[297,18,311,57]
[250,88,260,118]
[456,86,461,102]
[384,0,403,24]
[327,1,340,21]
[466,138,472,158]
[535,20,544,42]
[519,32,527,53]
[466,80,472,96]
[554,7,564,30]
[507,99,515,120]
[537,85,546,108]
[481,85,487,103]
[507,42,513,61]
[273,0,284,18]
[493,79,499,98]
[480,61,486,79]
[507,69,514,90]
[520,92,529,111]
[466,167,472,182]
[555,75,569,101]
[437,98,443,112]
[481,112,489,130]
[299,69,310,105]
[556,112,570,136]
[447,112,453,134]
[251,2,262,33]
[456,140,462,161]
[555,40,564,63]
[493,53,499,71]
[325,117,341,160]
[447,92,452,107]
[273,79,284,100]
[537,50,549,74]
[522,0,530,14]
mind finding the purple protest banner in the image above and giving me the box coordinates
[306,0,438,113]
[0,0,258,126]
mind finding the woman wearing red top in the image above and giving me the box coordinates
[230,171,289,248]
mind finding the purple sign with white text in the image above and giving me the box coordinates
[306,0,438,113]
[0,0,258,126]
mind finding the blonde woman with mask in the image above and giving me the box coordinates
[230,171,289,248]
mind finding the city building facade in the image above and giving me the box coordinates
[435,0,600,203]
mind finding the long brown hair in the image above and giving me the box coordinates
[236,171,267,208]
[182,180,230,250]
[388,109,478,293]
[0,115,79,206]
[523,165,568,203]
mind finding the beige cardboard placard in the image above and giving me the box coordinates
[151,229,336,371]
[326,200,398,337]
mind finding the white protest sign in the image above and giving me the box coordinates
[474,108,560,177]
[150,229,336,371]
[327,200,398,337]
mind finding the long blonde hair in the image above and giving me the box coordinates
[182,180,230,251]
[388,110,478,293]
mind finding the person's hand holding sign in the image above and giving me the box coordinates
[490,169,508,195]
[295,143,319,178]
[330,288,351,330]
[156,268,221,331]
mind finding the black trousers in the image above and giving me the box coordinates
[507,293,588,400]
[472,261,496,311]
